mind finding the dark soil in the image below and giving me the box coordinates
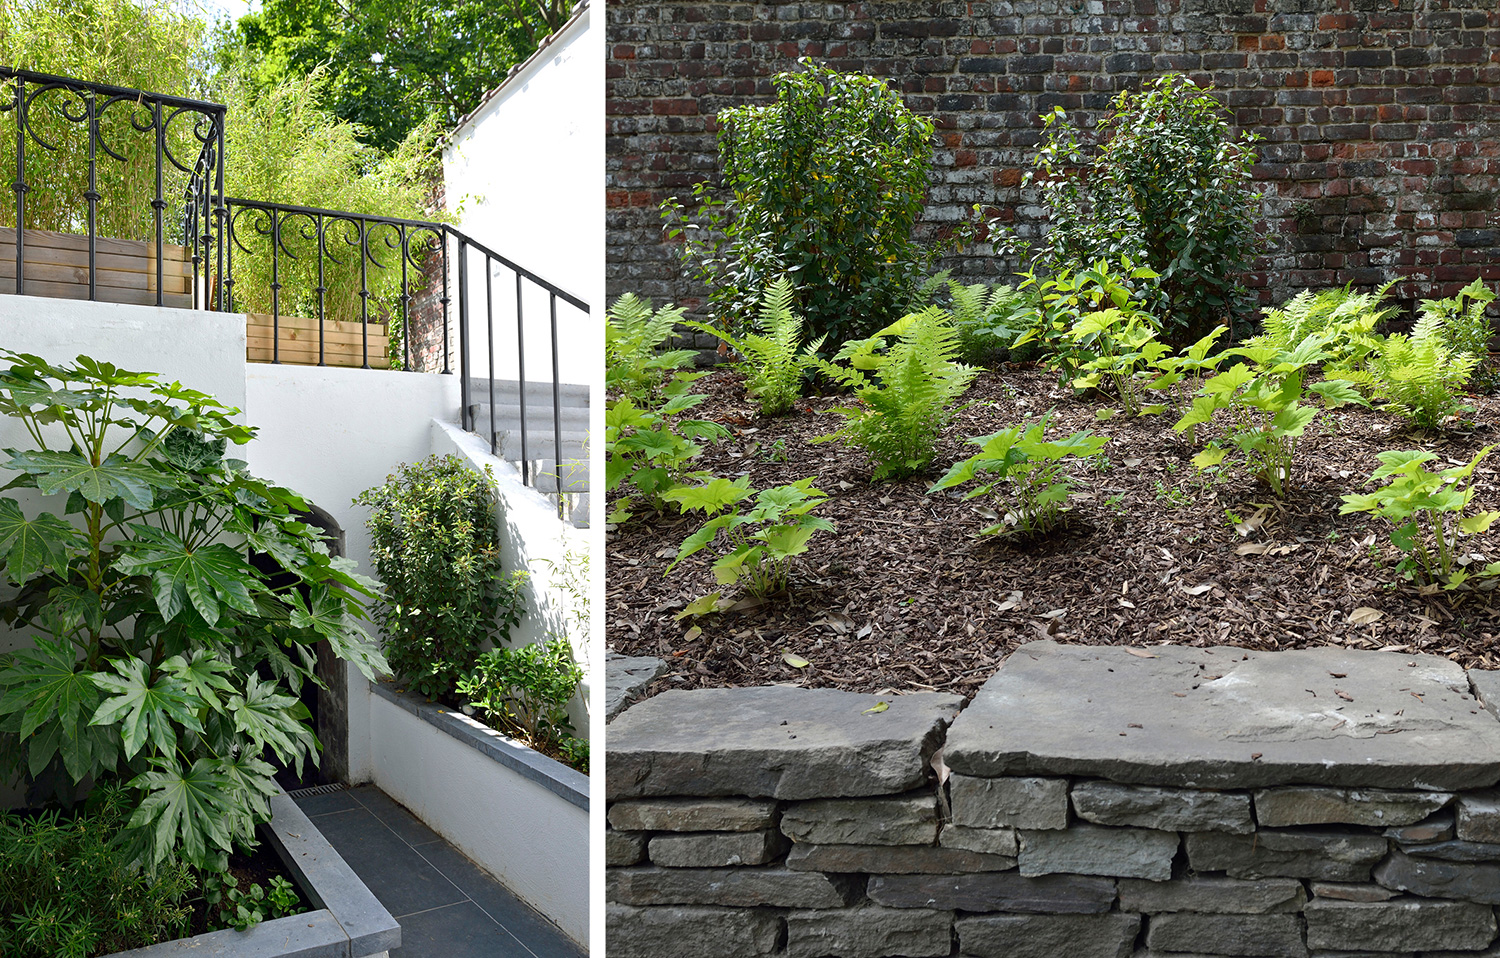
[607,366,1500,702]
[184,840,309,939]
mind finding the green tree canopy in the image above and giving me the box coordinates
[234,0,575,151]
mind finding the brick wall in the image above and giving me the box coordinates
[606,0,1500,320]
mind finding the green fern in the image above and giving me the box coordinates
[605,294,698,400]
[682,278,814,416]
[1422,279,1497,393]
[1339,310,1477,429]
[807,307,979,480]
[1253,284,1396,369]
[947,281,1030,364]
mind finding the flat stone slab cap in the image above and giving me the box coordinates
[946,641,1500,790]
[606,686,964,800]
[606,652,668,722]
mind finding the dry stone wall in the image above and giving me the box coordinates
[606,0,1500,320]
[606,642,1500,957]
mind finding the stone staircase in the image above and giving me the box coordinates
[467,378,589,524]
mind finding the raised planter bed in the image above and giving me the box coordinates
[0,226,192,309]
[109,788,399,958]
[368,679,589,947]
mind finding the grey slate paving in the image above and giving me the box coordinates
[296,786,585,958]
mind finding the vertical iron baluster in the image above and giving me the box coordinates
[486,256,496,455]
[458,239,471,431]
[515,271,529,484]
[550,292,563,514]
[270,208,281,364]
[13,75,25,296]
[153,100,165,307]
[440,231,451,374]
[316,212,326,366]
[359,219,370,369]
[223,202,235,313]
[214,121,225,311]
[399,225,410,371]
[85,90,97,301]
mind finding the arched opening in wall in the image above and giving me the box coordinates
[248,503,350,790]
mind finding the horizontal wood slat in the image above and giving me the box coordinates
[245,312,390,369]
[0,226,193,308]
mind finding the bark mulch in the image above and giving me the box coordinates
[606,366,1500,703]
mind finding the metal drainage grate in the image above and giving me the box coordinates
[284,782,349,800]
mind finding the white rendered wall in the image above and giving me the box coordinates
[368,694,588,944]
[442,4,600,388]
[242,364,461,782]
[430,420,592,739]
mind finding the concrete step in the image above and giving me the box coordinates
[473,403,589,435]
[491,427,587,463]
[527,459,589,495]
[466,378,589,408]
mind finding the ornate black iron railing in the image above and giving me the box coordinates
[0,67,590,498]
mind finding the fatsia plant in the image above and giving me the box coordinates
[1339,447,1500,589]
[929,414,1108,537]
[663,476,835,597]
[0,352,388,870]
[681,278,818,417]
[806,307,979,481]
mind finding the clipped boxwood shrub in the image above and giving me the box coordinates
[356,455,524,700]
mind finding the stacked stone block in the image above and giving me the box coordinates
[608,643,1500,957]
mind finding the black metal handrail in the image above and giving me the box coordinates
[0,67,590,499]
[1,66,226,309]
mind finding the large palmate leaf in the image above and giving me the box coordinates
[0,636,100,741]
[126,757,240,868]
[91,656,203,761]
[230,674,318,776]
[4,450,165,509]
[162,651,238,714]
[0,499,77,582]
[113,534,259,625]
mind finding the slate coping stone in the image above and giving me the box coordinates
[606,652,668,722]
[607,686,964,800]
[946,641,1500,789]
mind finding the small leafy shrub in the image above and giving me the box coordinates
[604,387,728,521]
[1012,259,1161,382]
[662,59,937,346]
[457,637,583,759]
[1177,335,1368,497]
[605,294,698,402]
[1422,279,1498,394]
[930,414,1109,538]
[665,476,835,597]
[1340,447,1500,589]
[682,278,815,417]
[806,307,979,480]
[1029,74,1260,345]
[1338,311,1477,429]
[0,352,386,869]
[0,784,193,957]
[356,456,525,701]
[1066,307,1169,416]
